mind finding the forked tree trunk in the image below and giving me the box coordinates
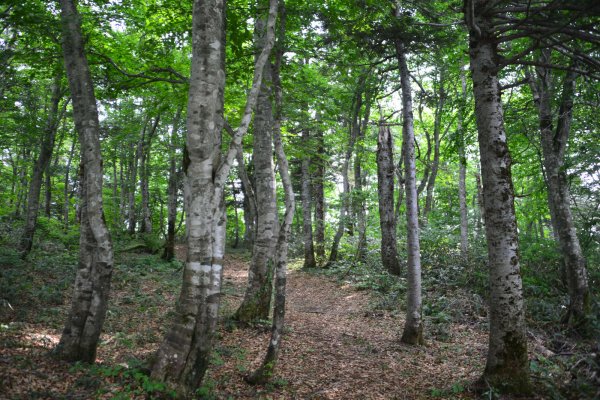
[247,15,294,380]
[55,0,114,363]
[151,0,277,392]
[376,123,401,276]
[396,40,424,345]
[235,9,277,322]
[20,75,64,256]
[301,129,317,268]
[529,52,590,328]
[163,107,182,261]
[466,2,530,392]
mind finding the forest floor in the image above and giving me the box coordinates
[0,245,593,399]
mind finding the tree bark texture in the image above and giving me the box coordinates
[55,0,114,363]
[301,129,317,268]
[63,139,76,230]
[466,2,530,392]
[151,0,277,392]
[376,123,401,276]
[20,75,63,256]
[354,90,371,261]
[237,149,257,247]
[396,40,424,345]
[235,8,277,322]
[530,52,590,327]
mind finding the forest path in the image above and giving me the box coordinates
[208,252,487,399]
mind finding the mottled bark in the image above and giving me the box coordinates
[313,126,326,260]
[151,0,277,392]
[396,40,424,345]
[458,68,469,258]
[55,0,114,363]
[394,145,405,222]
[163,107,182,261]
[301,129,317,268]
[140,115,160,234]
[376,123,401,276]
[529,52,590,327]
[19,75,63,256]
[354,90,371,261]
[466,2,530,392]
[235,6,277,322]
[127,120,145,235]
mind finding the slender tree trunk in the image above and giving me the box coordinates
[466,2,530,392]
[44,162,52,217]
[529,53,590,328]
[163,107,182,261]
[328,76,365,264]
[140,116,160,234]
[458,68,469,258]
[301,129,317,268]
[151,0,277,392]
[63,139,76,230]
[55,0,114,363]
[19,76,63,256]
[377,123,401,276]
[354,91,371,261]
[235,11,277,322]
[423,69,446,219]
[313,125,325,261]
[238,150,257,247]
[396,40,424,345]
[128,120,146,235]
[394,146,405,222]
[247,12,294,379]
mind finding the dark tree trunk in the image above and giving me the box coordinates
[313,126,326,261]
[55,0,114,363]
[377,123,401,276]
[301,129,317,268]
[238,150,257,247]
[163,107,182,261]
[140,115,160,234]
[63,139,76,230]
[19,76,63,256]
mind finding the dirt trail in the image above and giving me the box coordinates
[209,254,487,399]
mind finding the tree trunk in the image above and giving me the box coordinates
[151,0,277,392]
[235,12,277,322]
[376,123,401,276]
[423,69,446,219]
[328,76,365,264]
[313,125,326,261]
[64,139,76,230]
[55,0,114,363]
[238,150,257,247]
[140,115,160,234]
[529,52,590,328]
[301,129,317,268]
[19,75,63,256]
[396,40,424,345]
[458,68,469,258]
[247,15,294,379]
[354,90,371,261]
[466,3,530,392]
[163,107,182,261]
[128,119,146,235]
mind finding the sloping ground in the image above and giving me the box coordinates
[1,249,489,399]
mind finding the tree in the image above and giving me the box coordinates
[54,0,114,363]
[150,0,277,392]
[465,0,530,392]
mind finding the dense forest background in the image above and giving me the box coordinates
[0,0,599,398]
